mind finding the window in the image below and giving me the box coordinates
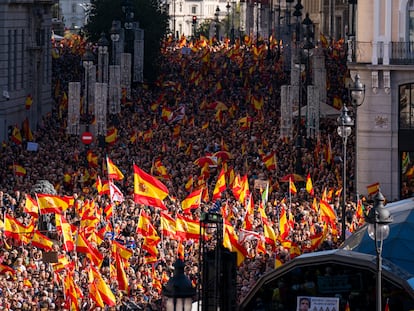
[401,151,414,198]
[409,0,414,42]
[399,83,414,129]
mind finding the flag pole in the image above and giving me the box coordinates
[289,177,292,213]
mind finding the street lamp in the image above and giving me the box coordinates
[82,49,95,132]
[365,191,393,311]
[348,73,365,200]
[215,6,220,42]
[293,5,314,176]
[109,20,120,65]
[337,104,353,241]
[162,259,196,311]
[226,2,231,39]
[97,32,109,84]
[122,0,134,56]
[231,1,235,44]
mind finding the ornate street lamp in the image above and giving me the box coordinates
[109,20,120,65]
[82,49,95,131]
[365,191,393,311]
[226,2,231,39]
[348,73,365,199]
[349,73,365,107]
[215,6,220,42]
[337,104,353,241]
[162,259,196,311]
[293,4,315,176]
[97,32,109,83]
[231,1,235,44]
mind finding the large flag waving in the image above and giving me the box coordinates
[133,164,169,209]
[37,194,72,214]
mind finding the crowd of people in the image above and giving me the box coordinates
[0,33,368,310]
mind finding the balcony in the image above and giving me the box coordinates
[352,41,414,65]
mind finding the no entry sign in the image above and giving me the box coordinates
[81,131,93,145]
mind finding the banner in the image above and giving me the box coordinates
[296,296,339,311]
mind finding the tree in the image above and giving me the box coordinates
[85,0,169,83]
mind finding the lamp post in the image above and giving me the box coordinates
[231,1,235,44]
[215,6,220,42]
[365,191,393,311]
[293,3,314,176]
[293,0,303,175]
[162,259,196,311]
[226,2,231,39]
[82,49,95,133]
[110,20,120,65]
[348,73,365,200]
[97,32,109,83]
[337,105,353,241]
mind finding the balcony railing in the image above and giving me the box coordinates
[353,41,414,65]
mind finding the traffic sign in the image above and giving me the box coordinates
[81,131,93,145]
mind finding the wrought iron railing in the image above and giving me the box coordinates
[353,41,414,65]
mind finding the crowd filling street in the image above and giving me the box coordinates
[0,33,370,310]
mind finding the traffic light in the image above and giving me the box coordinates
[192,15,197,25]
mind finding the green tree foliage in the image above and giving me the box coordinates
[85,0,169,83]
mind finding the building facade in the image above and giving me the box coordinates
[349,0,414,200]
[0,0,55,143]
[164,0,349,41]
[58,0,90,32]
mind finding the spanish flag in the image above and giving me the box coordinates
[306,173,314,196]
[212,168,226,201]
[31,230,54,251]
[11,126,22,145]
[367,182,380,196]
[133,164,169,210]
[181,188,203,212]
[25,94,33,110]
[105,126,118,145]
[24,194,39,218]
[106,156,124,180]
[319,199,337,225]
[37,194,72,214]
[160,211,176,238]
[13,163,26,176]
[289,178,297,195]
[89,265,116,307]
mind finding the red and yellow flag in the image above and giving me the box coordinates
[176,215,201,241]
[13,163,26,176]
[181,188,203,212]
[55,214,75,252]
[106,156,124,180]
[319,199,337,225]
[289,178,297,195]
[160,211,176,238]
[306,173,314,196]
[133,164,169,209]
[24,194,39,218]
[89,266,116,307]
[105,126,118,145]
[37,194,72,214]
[367,182,380,196]
[31,230,54,251]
